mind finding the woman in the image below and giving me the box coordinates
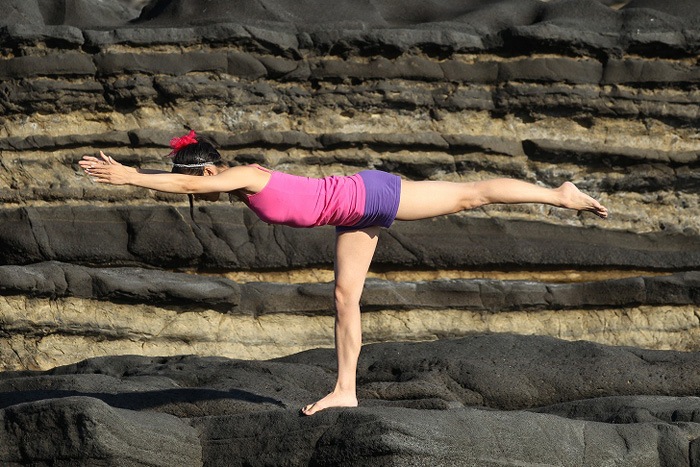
[81,131,608,416]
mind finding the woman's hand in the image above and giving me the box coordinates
[80,151,135,185]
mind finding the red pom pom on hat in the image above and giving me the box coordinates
[168,130,198,156]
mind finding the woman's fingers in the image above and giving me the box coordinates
[82,153,115,174]
[84,164,108,178]
[80,154,115,173]
[98,151,121,166]
[79,155,100,168]
[99,151,111,164]
[81,153,129,185]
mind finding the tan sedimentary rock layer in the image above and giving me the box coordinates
[4,97,699,146]
[4,104,698,162]
[207,268,671,284]
[2,295,697,371]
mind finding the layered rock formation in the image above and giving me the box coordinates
[5,335,700,465]
[1,0,700,464]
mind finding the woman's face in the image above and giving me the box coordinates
[193,165,224,201]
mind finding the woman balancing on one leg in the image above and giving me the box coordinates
[80,131,608,416]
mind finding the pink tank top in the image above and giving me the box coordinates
[244,166,366,228]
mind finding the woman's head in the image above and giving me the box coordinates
[169,130,227,176]
[168,130,228,212]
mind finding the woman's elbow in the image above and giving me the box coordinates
[180,180,202,194]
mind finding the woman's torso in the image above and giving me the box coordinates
[240,165,366,228]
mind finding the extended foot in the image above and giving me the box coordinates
[301,390,358,416]
[557,182,608,219]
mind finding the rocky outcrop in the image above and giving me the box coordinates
[3,261,699,313]
[0,205,698,270]
[2,0,700,464]
[1,0,699,232]
[4,334,700,465]
[2,261,699,372]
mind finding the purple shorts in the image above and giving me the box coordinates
[336,170,402,232]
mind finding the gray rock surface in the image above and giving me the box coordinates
[3,334,700,466]
[0,396,201,466]
[0,261,241,308]
[0,261,698,315]
[0,206,698,270]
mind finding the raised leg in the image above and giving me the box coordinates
[395,178,608,221]
[301,226,380,416]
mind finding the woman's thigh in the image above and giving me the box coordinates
[334,227,380,302]
[395,179,476,221]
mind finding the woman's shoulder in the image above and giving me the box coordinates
[225,164,267,174]
[248,163,269,170]
[224,164,272,194]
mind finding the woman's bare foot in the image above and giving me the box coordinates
[301,389,358,416]
[557,182,609,219]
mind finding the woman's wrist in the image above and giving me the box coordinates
[122,166,139,186]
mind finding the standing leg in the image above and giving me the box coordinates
[302,226,380,416]
[396,178,608,221]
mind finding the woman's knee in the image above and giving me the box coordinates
[334,285,359,312]
[457,183,488,211]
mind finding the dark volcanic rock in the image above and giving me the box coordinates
[3,0,142,28]
[134,0,531,29]
[536,395,700,424]
[0,396,201,466]
[3,0,698,57]
[2,0,699,464]
[5,0,693,33]
[1,261,698,315]
[0,205,698,270]
[3,335,700,465]
[0,261,241,307]
[622,0,700,22]
[39,0,142,28]
[192,406,700,466]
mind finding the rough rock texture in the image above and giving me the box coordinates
[0,205,698,270]
[1,0,700,464]
[4,335,700,465]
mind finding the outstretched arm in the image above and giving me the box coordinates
[80,152,256,194]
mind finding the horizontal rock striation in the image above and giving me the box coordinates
[2,261,699,314]
[0,205,698,270]
[1,1,699,232]
[1,261,699,372]
[2,0,700,464]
